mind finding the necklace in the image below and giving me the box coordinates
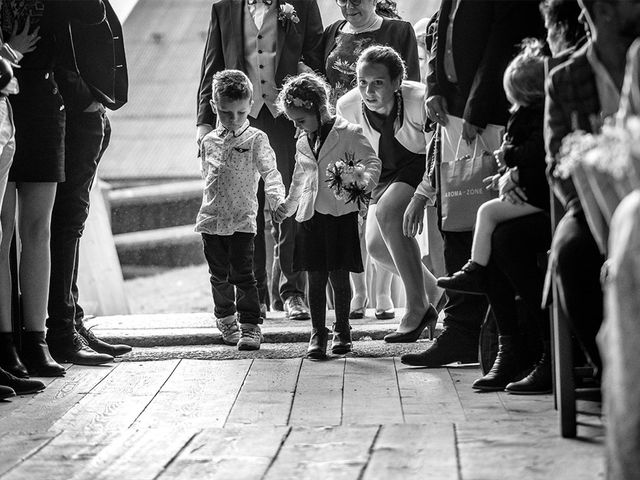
[342,14,382,34]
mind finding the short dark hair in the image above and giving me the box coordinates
[357,45,406,81]
[539,0,585,46]
[212,69,253,102]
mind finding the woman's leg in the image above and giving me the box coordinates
[0,183,17,332]
[373,183,435,331]
[349,215,368,314]
[15,182,57,332]
[471,199,542,266]
[308,270,329,331]
[374,266,394,312]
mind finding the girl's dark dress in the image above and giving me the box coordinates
[292,119,363,273]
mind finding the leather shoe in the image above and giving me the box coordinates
[505,346,552,395]
[21,331,66,377]
[307,327,329,359]
[400,328,478,367]
[0,332,29,378]
[48,333,114,366]
[384,305,438,343]
[77,324,132,357]
[284,296,310,320]
[0,367,45,395]
[331,323,352,354]
[437,260,486,295]
[473,335,527,391]
[0,384,16,400]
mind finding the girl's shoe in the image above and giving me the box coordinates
[21,332,66,377]
[331,323,352,355]
[348,297,368,320]
[374,308,395,320]
[0,332,29,378]
[307,327,330,360]
[436,260,487,295]
[384,305,438,343]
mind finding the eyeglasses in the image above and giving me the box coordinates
[336,0,362,7]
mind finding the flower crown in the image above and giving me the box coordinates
[284,93,314,110]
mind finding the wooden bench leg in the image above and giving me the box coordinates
[552,282,576,438]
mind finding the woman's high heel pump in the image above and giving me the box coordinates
[383,305,438,343]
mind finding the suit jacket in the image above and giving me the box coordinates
[197,0,323,126]
[55,0,128,112]
[427,0,543,128]
[282,115,381,222]
[545,43,601,212]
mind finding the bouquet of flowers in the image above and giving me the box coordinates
[325,151,372,210]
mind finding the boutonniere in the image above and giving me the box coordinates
[278,2,299,29]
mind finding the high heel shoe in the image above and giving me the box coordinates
[348,297,368,320]
[374,308,395,320]
[307,327,330,360]
[383,305,438,343]
[21,332,66,377]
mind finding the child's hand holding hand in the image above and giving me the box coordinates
[273,203,289,224]
[482,173,501,191]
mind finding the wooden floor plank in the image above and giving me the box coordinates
[264,425,379,480]
[288,358,345,426]
[0,432,59,478]
[159,426,290,480]
[448,368,511,421]
[456,419,605,480]
[0,365,114,435]
[133,359,252,429]
[225,358,301,427]
[395,361,466,423]
[48,360,179,435]
[362,424,459,480]
[342,358,403,425]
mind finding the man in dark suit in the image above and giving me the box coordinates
[46,0,132,365]
[544,0,640,376]
[402,0,544,367]
[197,0,323,321]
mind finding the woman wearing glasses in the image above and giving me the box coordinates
[322,0,420,322]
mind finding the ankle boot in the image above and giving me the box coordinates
[21,331,66,377]
[0,332,29,378]
[307,327,329,360]
[505,341,552,395]
[331,322,352,355]
[472,335,525,391]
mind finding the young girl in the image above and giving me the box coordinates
[273,73,381,359]
[437,40,550,294]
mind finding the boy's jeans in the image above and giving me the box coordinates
[202,232,262,325]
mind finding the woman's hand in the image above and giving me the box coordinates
[273,203,289,224]
[493,145,506,169]
[9,19,40,55]
[499,168,527,204]
[482,173,501,191]
[402,195,427,238]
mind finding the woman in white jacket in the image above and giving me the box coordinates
[337,45,439,342]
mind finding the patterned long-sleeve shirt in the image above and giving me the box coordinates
[195,121,285,236]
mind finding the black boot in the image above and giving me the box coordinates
[77,324,132,357]
[0,366,45,394]
[401,327,478,367]
[307,327,329,360]
[0,332,29,378]
[505,341,552,395]
[20,331,66,377]
[472,335,526,391]
[331,322,352,355]
[437,260,487,295]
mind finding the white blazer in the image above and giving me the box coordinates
[283,115,381,222]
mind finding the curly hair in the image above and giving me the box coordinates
[357,45,406,81]
[503,38,546,112]
[212,69,253,102]
[375,0,400,19]
[275,72,333,118]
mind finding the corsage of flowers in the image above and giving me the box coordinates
[556,116,640,182]
[278,2,300,28]
[325,151,372,209]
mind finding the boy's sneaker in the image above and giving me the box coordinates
[216,315,240,345]
[237,323,262,351]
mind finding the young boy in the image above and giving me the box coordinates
[196,70,285,351]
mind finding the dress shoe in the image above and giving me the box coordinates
[20,331,66,377]
[505,342,552,395]
[348,296,368,320]
[284,296,310,320]
[77,324,132,357]
[473,335,527,391]
[437,260,487,295]
[0,367,45,395]
[384,305,438,343]
[48,333,114,366]
[307,327,330,360]
[0,332,29,378]
[400,328,478,367]
[374,308,395,320]
[0,385,16,399]
[331,323,352,354]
